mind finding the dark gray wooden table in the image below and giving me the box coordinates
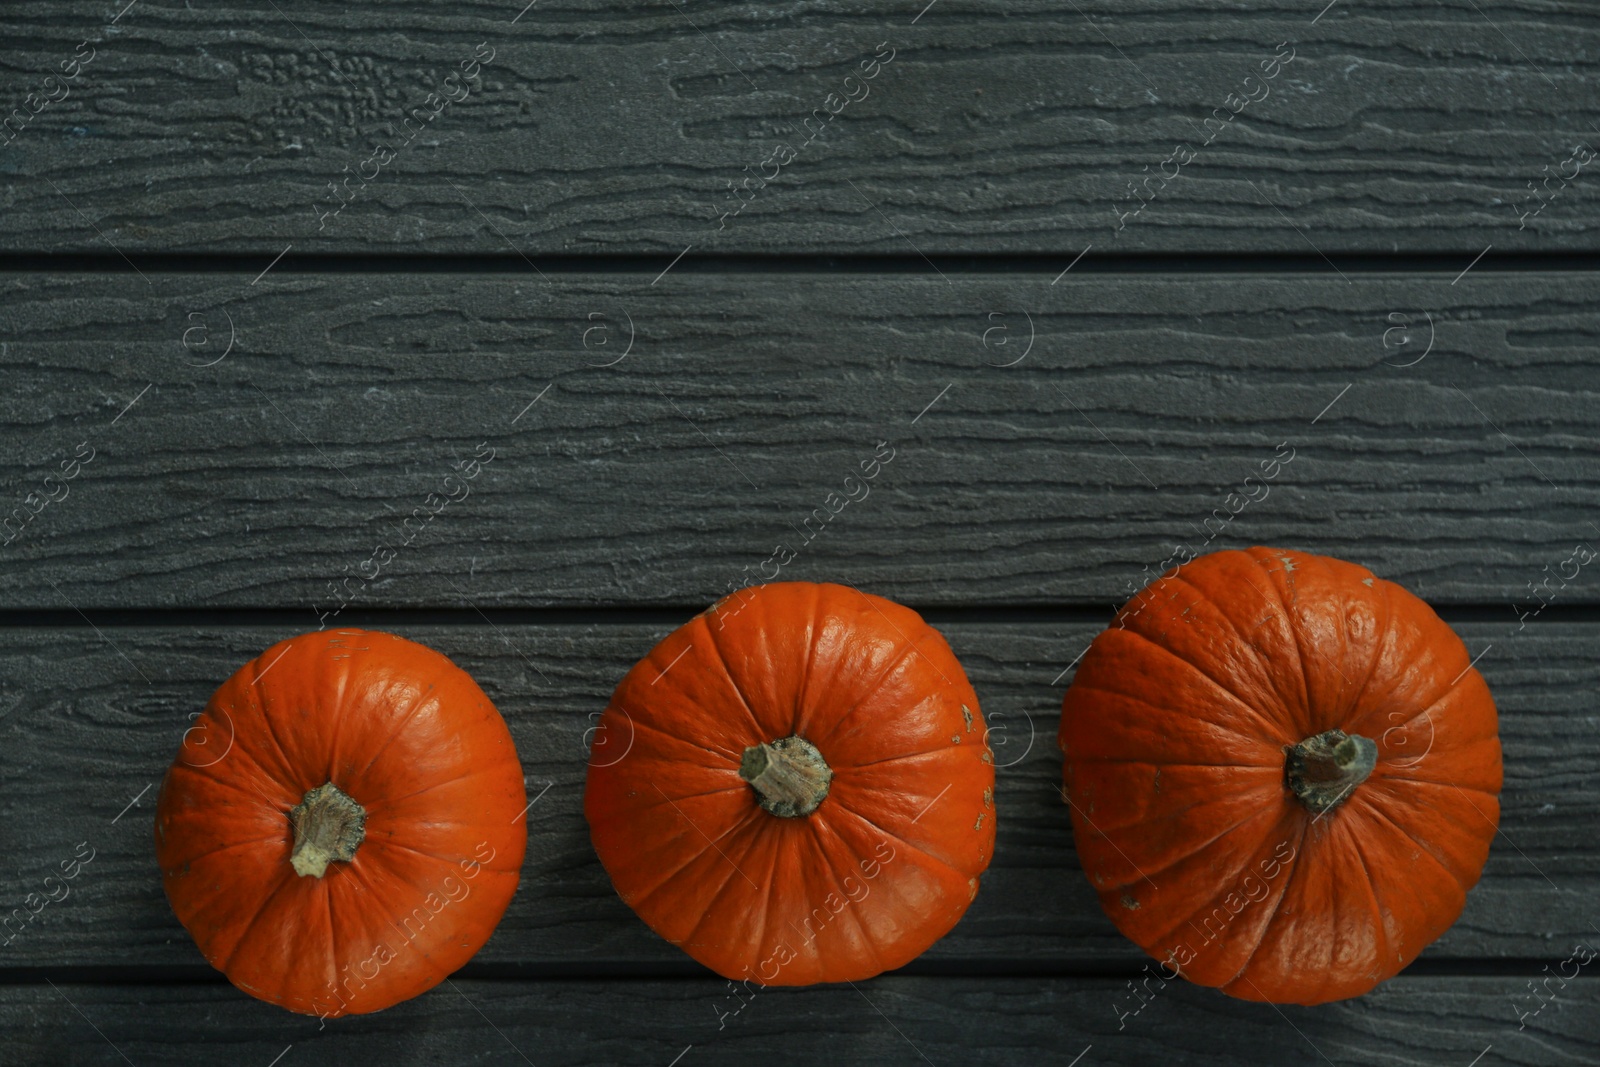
[3,2,1598,1064]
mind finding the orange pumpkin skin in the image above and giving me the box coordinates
[154,629,527,1017]
[1059,547,1502,1005]
[585,581,995,985]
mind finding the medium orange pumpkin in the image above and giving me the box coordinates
[154,629,527,1017]
[585,581,995,985]
[1059,547,1502,1005]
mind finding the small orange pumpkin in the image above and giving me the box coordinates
[154,629,527,1017]
[1059,547,1502,1004]
[585,581,995,985]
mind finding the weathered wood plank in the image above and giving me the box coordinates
[1,622,1593,968]
[2,976,1595,1066]
[3,272,1599,608]
[1,2,1597,254]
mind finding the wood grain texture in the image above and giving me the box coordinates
[2,272,1598,609]
[1,2,1597,254]
[3,976,1596,1066]
[1,622,1593,969]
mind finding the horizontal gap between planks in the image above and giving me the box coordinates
[0,958,1584,986]
[0,603,1595,629]
[0,251,1596,277]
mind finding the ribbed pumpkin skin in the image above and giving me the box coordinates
[1059,547,1502,1005]
[585,582,995,985]
[154,629,527,1017]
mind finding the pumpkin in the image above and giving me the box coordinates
[1059,547,1502,1005]
[154,629,527,1017]
[585,581,995,985]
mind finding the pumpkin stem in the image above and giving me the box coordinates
[1285,729,1378,816]
[288,781,367,878]
[739,736,833,818]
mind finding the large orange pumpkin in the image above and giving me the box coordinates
[585,581,995,985]
[154,629,527,1017]
[1059,547,1502,1005]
